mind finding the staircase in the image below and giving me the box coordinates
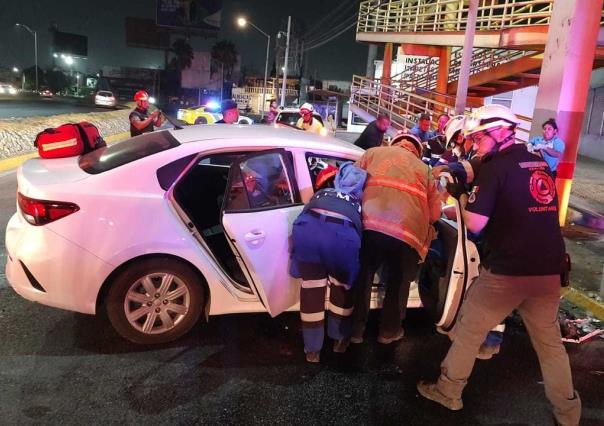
[354,0,604,133]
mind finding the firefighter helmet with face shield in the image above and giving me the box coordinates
[463,104,520,138]
[444,115,466,149]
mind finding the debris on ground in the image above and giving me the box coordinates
[558,310,604,344]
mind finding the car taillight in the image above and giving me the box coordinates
[17,193,79,226]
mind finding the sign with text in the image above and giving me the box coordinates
[156,0,222,30]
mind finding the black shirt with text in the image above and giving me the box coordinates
[465,144,565,276]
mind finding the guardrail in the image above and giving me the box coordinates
[358,0,603,34]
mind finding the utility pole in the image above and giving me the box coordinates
[454,0,478,115]
[280,16,291,108]
[16,23,38,92]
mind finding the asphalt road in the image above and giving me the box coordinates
[0,96,122,119]
[0,170,603,425]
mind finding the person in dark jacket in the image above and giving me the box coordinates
[290,162,367,363]
[354,114,391,150]
[216,99,240,124]
[129,90,163,137]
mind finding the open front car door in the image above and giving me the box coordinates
[221,149,303,317]
[419,175,480,333]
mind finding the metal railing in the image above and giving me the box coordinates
[389,47,536,92]
[350,74,467,131]
[233,86,298,96]
[357,0,603,34]
[351,74,532,142]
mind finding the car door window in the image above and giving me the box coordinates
[224,150,300,212]
[305,153,354,190]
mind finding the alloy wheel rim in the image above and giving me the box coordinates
[124,272,190,334]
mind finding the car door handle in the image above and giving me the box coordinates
[244,230,266,248]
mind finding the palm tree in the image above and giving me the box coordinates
[211,40,238,81]
[167,38,194,71]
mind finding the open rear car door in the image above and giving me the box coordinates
[221,149,303,317]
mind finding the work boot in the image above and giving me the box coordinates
[476,343,500,360]
[333,337,350,353]
[350,328,364,344]
[305,351,320,363]
[377,328,405,344]
[417,381,463,411]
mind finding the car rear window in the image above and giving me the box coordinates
[276,112,300,126]
[98,91,113,96]
[79,130,180,174]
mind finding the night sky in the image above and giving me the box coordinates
[0,0,369,81]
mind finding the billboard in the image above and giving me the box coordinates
[53,31,88,57]
[181,51,222,90]
[157,0,222,31]
[125,17,171,49]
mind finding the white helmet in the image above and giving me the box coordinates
[300,102,314,113]
[444,115,465,148]
[463,104,520,137]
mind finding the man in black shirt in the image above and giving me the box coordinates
[129,90,163,137]
[417,105,581,426]
[215,99,240,124]
[353,114,391,150]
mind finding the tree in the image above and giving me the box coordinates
[23,66,45,90]
[168,38,194,71]
[44,69,69,93]
[211,40,238,81]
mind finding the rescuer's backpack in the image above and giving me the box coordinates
[34,121,106,159]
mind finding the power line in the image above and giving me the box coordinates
[304,19,358,51]
[303,1,358,37]
[303,13,358,48]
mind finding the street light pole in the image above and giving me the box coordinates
[16,23,38,93]
[280,16,291,108]
[237,18,271,119]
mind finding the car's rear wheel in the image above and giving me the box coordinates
[106,258,205,344]
[194,117,208,125]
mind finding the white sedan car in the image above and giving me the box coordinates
[5,125,477,344]
[94,90,117,108]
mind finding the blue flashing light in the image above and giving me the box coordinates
[205,100,220,111]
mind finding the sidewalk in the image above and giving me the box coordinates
[562,156,604,320]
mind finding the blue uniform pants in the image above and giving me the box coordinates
[290,212,361,353]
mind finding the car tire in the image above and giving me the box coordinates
[194,117,208,125]
[106,258,205,344]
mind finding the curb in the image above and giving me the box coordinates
[562,287,604,321]
[0,131,130,173]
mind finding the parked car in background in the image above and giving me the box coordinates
[0,83,18,95]
[177,104,222,125]
[40,88,53,98]
[237,116,254,125]
[94,90,117,108]
[5,125,475,344]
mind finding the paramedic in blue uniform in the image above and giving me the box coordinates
[289,163,367,363]
[129,90,163,137]
[417,104,581,426]
[527,118,565,178]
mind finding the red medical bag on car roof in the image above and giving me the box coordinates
[34,121,106,159]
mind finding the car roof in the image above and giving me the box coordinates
[166,125,363,154]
